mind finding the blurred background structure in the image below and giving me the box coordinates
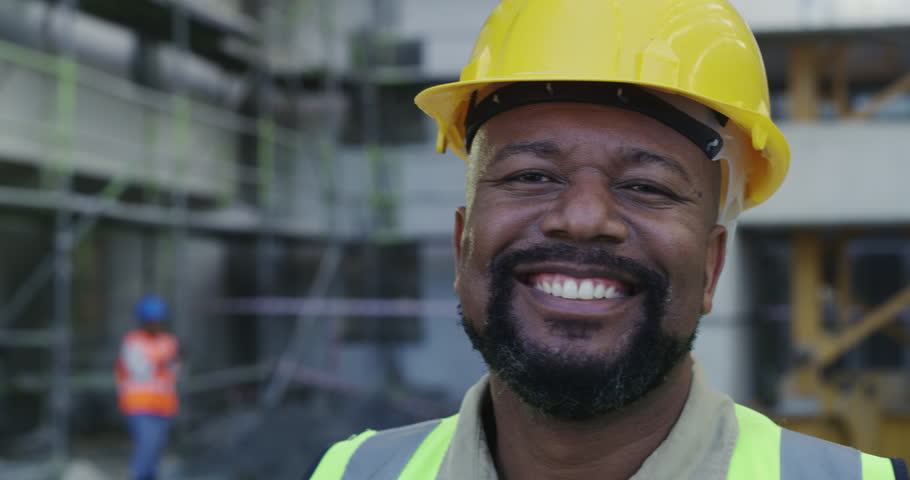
[0,0,906,478]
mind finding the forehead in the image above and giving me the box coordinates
[472,102,712,173]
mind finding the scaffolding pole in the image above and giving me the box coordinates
[170,1,192,435]
[255,0,347,412]
[49,0,78,472]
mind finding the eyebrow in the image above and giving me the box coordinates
[492,140,562,165]
[620,147,692,183]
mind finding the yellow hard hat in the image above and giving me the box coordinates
[415,0,790,208]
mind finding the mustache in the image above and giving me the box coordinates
[489,243,668,294]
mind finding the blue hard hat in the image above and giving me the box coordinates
[135,295,168,323]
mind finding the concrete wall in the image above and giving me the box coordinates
[398,0,496,78]
[0,56,237,199]
[730,0,910,30]
[384,0,910,78]
[401,242,485,404]
[741,122,910,226]
[697,236,755,402]
[397,141,466,237]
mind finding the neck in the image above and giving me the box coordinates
[487,356,694,480]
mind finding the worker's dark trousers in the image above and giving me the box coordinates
[126,414,172,480]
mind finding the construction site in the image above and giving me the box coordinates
[0,0,907,479]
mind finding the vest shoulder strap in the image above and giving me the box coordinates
[308,429,376,480]
[309,415,458,480]
[731,404,897,480]
[730,404,781,480]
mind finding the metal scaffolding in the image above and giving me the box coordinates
[0,0,352,476]
[0,1,455,477]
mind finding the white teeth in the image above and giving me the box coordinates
[534,277,626,300]
[578,280,594,300]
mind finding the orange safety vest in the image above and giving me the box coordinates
[115,329,180,417]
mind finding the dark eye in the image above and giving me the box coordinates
[625,183,671,196]
[511,171,554,183]
[489,169,562,196]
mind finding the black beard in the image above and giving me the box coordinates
[460,243,695,421]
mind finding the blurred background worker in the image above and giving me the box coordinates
[115,295,180,480]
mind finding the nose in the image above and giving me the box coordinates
[540,175,629,243]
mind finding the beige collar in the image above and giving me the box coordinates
[436,356,739,480]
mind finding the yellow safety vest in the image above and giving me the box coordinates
[309,404,902,480]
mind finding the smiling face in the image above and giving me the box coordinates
[455,101,727,420]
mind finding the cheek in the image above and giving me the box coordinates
[640,222,708,321]
[464,200,528,259]
[455,207,527,315]
[454,221,490,319]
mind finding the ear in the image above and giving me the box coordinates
[701,225,727,315]
[453,207,467,291]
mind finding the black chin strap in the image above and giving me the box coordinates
[464,81,726,160]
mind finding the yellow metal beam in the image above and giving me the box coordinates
[789,46,820,121]
[792,231,824,348]
[812,284,910,369]
[848,71,910,120]
[791,230,824,395]
[829,43,853,118]
[783,229,910,457]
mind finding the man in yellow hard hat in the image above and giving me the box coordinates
[308,0,908,478]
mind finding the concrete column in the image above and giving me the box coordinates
[695,236,755,403]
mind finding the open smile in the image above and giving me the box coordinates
[530,273,630,300]
[512,263,644,317]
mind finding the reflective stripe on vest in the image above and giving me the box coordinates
[728,405,894,480]
[311,406,896,480]
[343,419,439,479]
[310,416,457,480]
